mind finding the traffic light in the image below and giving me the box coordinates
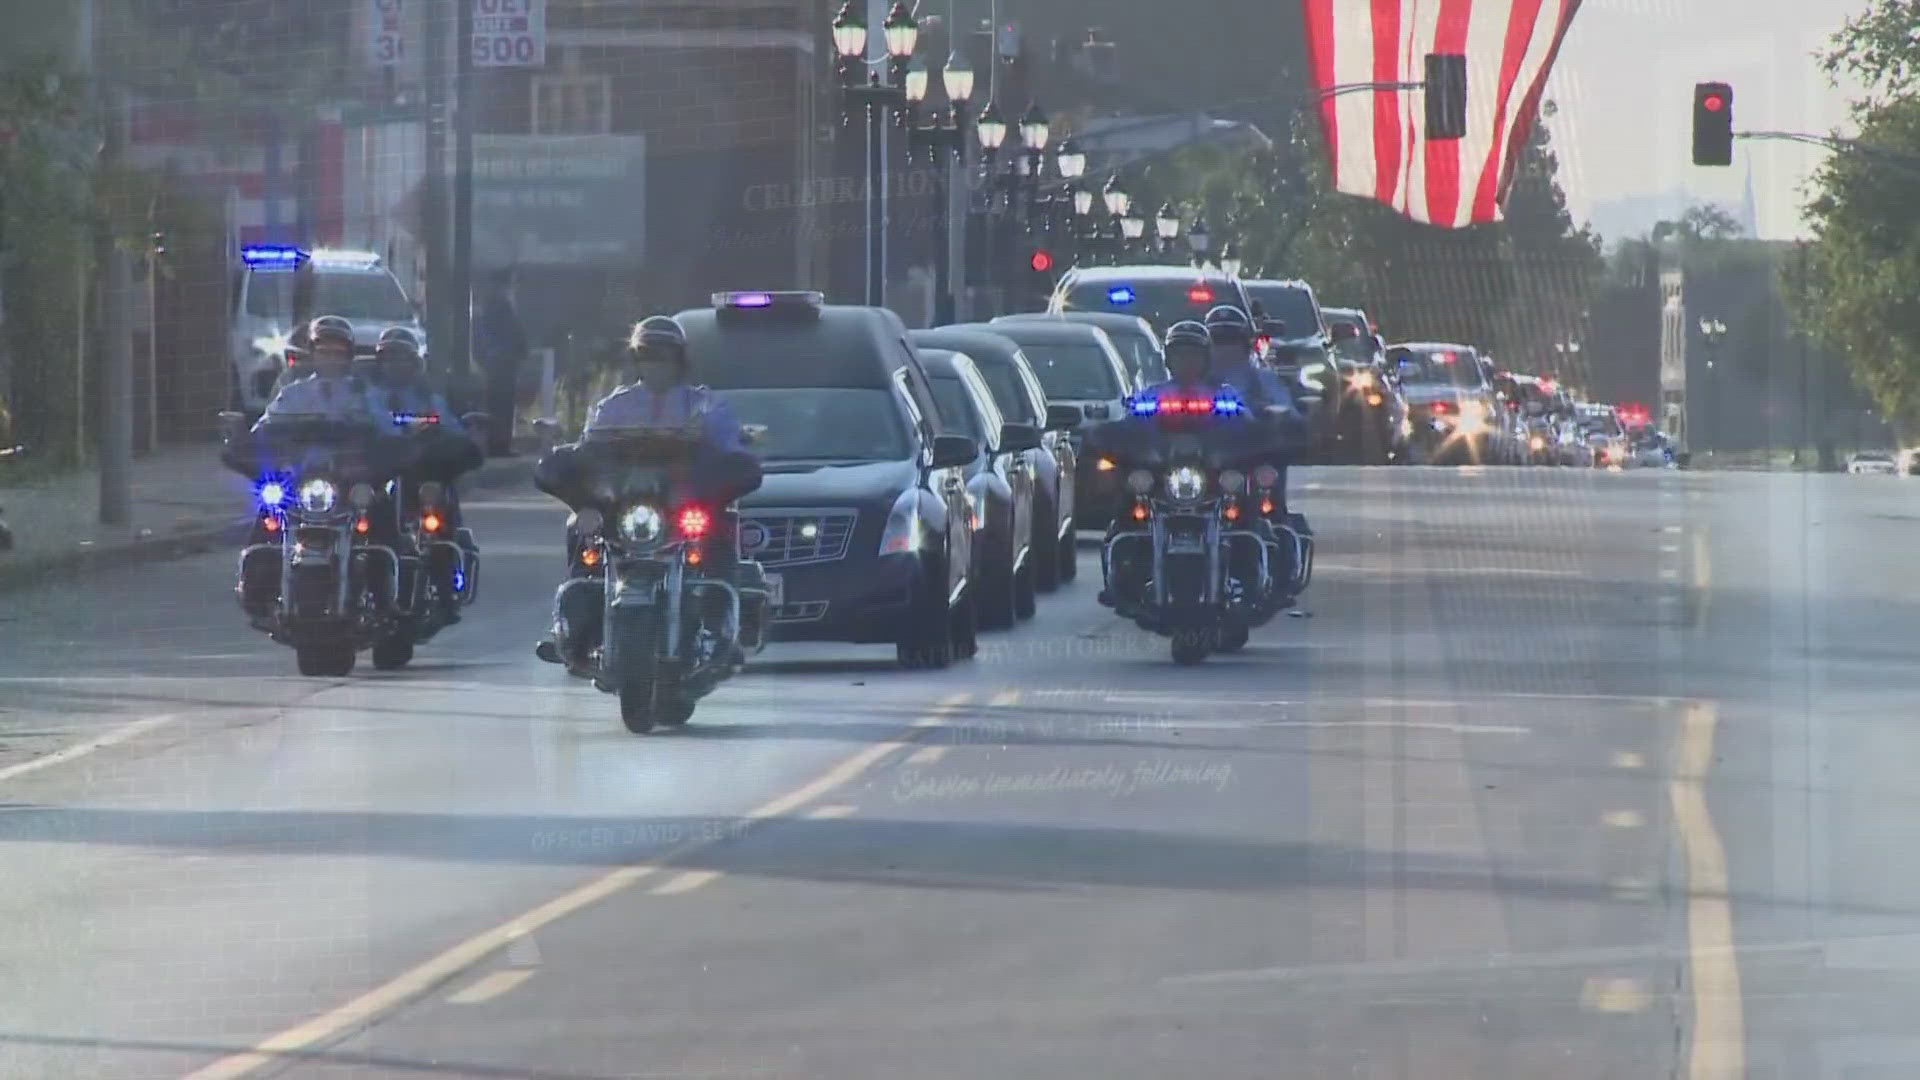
[1693,83,1733,166]
[1028,248,1053,274]
[1425,53,1467,140]
[1015,245,1057,308]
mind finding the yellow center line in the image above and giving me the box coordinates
[445,968,534,1006]
[179,690,973,1080]
[1671,700,1744,1078]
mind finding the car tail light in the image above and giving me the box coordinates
[1187,285,1213,304]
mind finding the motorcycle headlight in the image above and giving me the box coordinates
[1346,370,1376,391]
[1126,469,1154,494]
[618,504,663,543]
[298,479,337,514]
[1218,469,1246,495]
[1252,464,1280,489]
[1166,466,1205,502]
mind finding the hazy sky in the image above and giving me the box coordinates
[1544,0,1866,239]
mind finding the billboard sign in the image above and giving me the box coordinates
[473,0,546,68]
[473,135,646,267]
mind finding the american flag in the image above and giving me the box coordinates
[1302,0,1584,227]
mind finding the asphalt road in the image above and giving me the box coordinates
[0,464,1915,1079]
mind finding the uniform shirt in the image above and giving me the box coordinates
[255,373,384,430]
[369,379,465,435]
[584,382,745,453]
[1209,350,1296,413]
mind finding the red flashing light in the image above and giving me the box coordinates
[1029,249,1053,273]
[1187,285,1214,304]
[677,506,712,539]
[1254,335,1272,354]
[1703,94,1725,112]
[1431,401,1456,415]
[1436,352,1457,363]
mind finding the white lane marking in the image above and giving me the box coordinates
[806,804,857,820]
[649,870,722,896]
[1602,809,1646,829]
[1662,525,1683,534]
[1612,751,1646,769]
[1661,545,1682,554]
[906,745,947,764]
[0,715,177,783]
[180,691,972,1080]
[1581,977,1650,1013]
[445,968,534,1005]
[1661,568,1681,581]
[988,690,1022,708]
[1089,690,1668,707]
[1672,701,1744,1079]
[1313,564,1585,578]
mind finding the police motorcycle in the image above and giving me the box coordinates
[533,421,772,733]
[1088,386,1314,664]
[219,412,422,676]
[382,410,488,660]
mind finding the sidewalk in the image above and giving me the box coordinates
[0,439,536,594]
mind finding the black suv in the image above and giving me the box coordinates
[1048,264,1255,336]
[677,292,979,669]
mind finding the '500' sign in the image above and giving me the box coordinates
[472,0,546,68]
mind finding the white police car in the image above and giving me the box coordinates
[229,246,427,413]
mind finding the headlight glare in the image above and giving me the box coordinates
[1167,466,1205,501]
[298,479,337,514]
[618,504,663,542]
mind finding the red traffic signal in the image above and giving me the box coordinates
[1693,82,1733,166]
[1029,249,1054,273]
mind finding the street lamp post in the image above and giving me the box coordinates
[903,48,974,325]
[832,1,918,307]
[1186,213,1212,266]
[1699,318,1727,451]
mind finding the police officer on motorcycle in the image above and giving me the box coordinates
[535,315,765,671]
[371,326,483,617]
[1202,304,1305,518]
[225,315,411,613]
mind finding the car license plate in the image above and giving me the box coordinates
[763,572,784,608]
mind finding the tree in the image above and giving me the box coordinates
[1818,0,1920,110]
[1795,94,1920,437]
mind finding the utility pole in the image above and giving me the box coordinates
[422,0,451,379]
[83,0,132,526]
[451,0,474,378]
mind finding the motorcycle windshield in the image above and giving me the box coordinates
[242,421,419,486]
[1085,413,1280,473]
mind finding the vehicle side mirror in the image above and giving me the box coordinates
[930,434,978,469]
[1044,403,1083,431]
[998,422,1042,453]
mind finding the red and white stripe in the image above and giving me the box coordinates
[1302,0,1583,227]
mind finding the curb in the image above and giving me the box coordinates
[0,455,537,597]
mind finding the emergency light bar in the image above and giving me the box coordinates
[713,290,823,310]
[241,245,306,271]
[1107,286,1136,305]
[1127,392,1244,417]
[308,248,382,268]
[392,412,440,426]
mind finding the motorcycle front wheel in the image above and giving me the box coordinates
[1170,629,1212,665]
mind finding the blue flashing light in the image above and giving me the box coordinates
[391,412,440,426]
[1107,285,1136,305]
[729,292,773,308]
[1129,395,1159,416]
[1213,395,1244,415]
[256,478,290,509]
[241,245,307,272]
[451,568,467,593]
